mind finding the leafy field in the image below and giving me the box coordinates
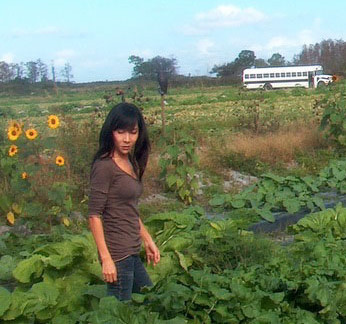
[0,81,345,323]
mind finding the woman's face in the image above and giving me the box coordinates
[112,124,139,156]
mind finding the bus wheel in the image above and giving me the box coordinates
[263,83,272,90]
[317,81,326,88]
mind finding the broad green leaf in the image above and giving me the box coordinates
[0,255,17,281]
[13,254,44,283]
[0,287,11,316]
[209,195,226,207]
[256,208,275,222]
[230,199,246,209]
[283,198,301,214]
[175,250,193,271]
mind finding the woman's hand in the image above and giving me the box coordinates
[144,240,160,266]
[102,257,117,282]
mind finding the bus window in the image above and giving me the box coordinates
[286,72,291,77]
[245,74,249,79]
[275,73,280,77]
[297,72,302,77]
[264,73,269,78]
[303,72,307,76]
[281,73,285,77]
[256,74,263,78]
[270,73,274,77]
[250,74,255,78]
[292,72,296,77]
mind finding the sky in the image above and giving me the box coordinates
[1,0,345,83]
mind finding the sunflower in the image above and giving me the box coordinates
[7,126,20,141]
[9,120,23,135]
[56,155,65,166]
[25,128,38,140]
[48,115,60,129]
[22,172,28,179]
[8,145,18,157]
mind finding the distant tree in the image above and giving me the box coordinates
[11,62,25,80]
[268,53,286,66]
[0,61,13,82]
[61,62,73,82]
[51,61,56,83]
[128,55,178,80]
[36,59,48,82]
[25,61,39,83]
[210,50,255,80]
[236,50,256,68]
[254,58,268,67]
[293,39,346,75]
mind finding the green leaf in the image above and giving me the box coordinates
[230,199,246,209]
[0,255,17,281]
[256,208,275,222]
[209,195,226,207]
[175,250,193,271]
[283,198,301,214]
[13,254,44,283]
[0,287,11,316]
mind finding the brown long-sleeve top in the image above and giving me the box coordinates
[88,157,143,261]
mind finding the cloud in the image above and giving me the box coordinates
[196,39,215,56]
[11,26,88,38]
[12,26,61,37]
[195,5,266,29]
[130,49,154,59]
[266,30,315,51]
[53,49,77,67]
[0,53,14,63]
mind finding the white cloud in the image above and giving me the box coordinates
[195,5,266,29]
[53,49,77,67]
[130,49,154,59]
[265,30,315,51]
[0,53,14,63]
[196,39,214,56]
[12,26,61,37]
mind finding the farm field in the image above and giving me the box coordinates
[0,81,345,323]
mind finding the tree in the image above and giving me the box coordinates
[36,59,48,82]
[25,61,39,83]
[293,39,346,75]
[210,50,255,80]
[61,62,73,83]
[11,62,25,80]
[254,58,268,67]
[128,55,178,80]
[268,53,285,66]
[0,61,13,82]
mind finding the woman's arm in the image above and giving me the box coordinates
[139,218,160,266]
[89,216,117,282]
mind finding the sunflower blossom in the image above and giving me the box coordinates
[48,115,60,129]
[8,145,18,157]
[22,172,28,179]
[56,156,65,166]
[7,126,20,141]
[25,128,38,140]
[9,120,23,135]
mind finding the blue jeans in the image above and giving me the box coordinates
[107,254,152,301]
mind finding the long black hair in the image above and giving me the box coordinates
[93,103,150,181]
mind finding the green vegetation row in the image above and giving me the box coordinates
[209,159,346,222]
[0,205,345,323]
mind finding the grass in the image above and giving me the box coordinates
[1,82,344,206]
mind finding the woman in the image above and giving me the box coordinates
[88,102,160,301]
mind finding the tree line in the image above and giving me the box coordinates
[129,39,346,84]
[0,59,73,83]
[0,38,344,86]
